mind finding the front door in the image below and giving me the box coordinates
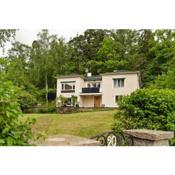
[94,96,101,107]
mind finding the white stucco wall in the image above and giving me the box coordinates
[56,76,84,107]
[101,73,140,107]
[56,72,140,108]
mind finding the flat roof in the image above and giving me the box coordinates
[84,76,102,81]
[56,74,83,79]
[101,71,140,76]
[56,71,140,79]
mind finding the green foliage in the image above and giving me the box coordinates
[17,89,37,111]
[71,95,78,107]
[57,95,78,107]
[0,29,16,47]
[57,95,67,106]
[113,88,175,133]
[69,29,110,74]
[0,79,35,145]
[2,29,175,111]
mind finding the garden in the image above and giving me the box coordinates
[0,29,175,146]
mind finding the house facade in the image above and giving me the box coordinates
[56,71,140,108]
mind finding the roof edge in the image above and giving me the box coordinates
[56,71,141,79]
[56,74,84,79]
[101,71,140,76]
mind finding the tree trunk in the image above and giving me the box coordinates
[45,73,48,107]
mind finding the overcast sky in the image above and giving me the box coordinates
[15,29,85,45]
[0,29,85,56]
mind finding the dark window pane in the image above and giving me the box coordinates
[65,84,72,90]
[62,84,64,90]
[113,78,125,88]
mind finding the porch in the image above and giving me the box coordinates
[79,94,102,108]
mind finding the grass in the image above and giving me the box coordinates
[25,110,116,138]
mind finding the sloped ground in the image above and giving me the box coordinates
[25,110,116,139]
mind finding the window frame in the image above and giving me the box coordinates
[113,78,125,88]
[115,95,122,104]
[61,81,76,92]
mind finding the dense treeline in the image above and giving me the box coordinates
[0,29,175,107]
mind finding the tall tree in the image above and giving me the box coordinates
[0,29,16,80]
[30,30,57,105]
[142,30,175,86]
[69,29,110,74]
[6,41,31,87]
[0,29,16,47]
[97,29,140,72]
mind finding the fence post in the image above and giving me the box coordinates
[124,129,174,146]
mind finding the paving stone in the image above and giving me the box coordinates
[40,135,100,146]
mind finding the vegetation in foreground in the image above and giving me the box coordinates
[1,30,175,146]
[113,88,175,145]
[25,110,116,138]
[0,79,35,146]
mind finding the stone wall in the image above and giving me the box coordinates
[124,129,174,146]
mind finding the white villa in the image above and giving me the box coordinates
[56,71,140,108]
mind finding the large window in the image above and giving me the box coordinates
[113,78,125,88]
[61,81,75,92]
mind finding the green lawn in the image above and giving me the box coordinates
[25,110,116,138]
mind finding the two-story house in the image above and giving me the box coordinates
[56,71,140,108]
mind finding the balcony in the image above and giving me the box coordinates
[81,87,100,93]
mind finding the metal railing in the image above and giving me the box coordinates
[82,87,100,93]
[91,131,134,146]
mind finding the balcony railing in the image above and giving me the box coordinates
[81,87,100,93]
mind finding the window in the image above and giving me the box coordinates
[92,83,96,87]
[87,82,100,88]
[62,84,64,90]
[96,82,100,88]
[115,96,119,103]
[115,95,122,103]
[61,81,75,92]
[66,98,72,105]
[65,84,73,90]
[113,78,125,88]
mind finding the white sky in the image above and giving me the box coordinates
[15,29,85,45]
[0,29,85,56]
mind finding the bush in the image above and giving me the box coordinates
[113,88,175,134]
[0,80,36,146]
[71,95,78,107]
[57,95,67,107]
[17,89,37,111]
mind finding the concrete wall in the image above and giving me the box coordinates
[101,73,140,107]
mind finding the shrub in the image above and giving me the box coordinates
[71,95,78,107]
[57,95,67,107]
[113,88,175,134]
[37,106,56,113]
[17,89,37,111]
[0,80,36,146]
